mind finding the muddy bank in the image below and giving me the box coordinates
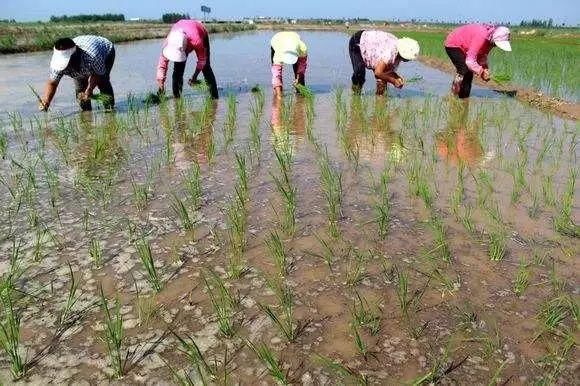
[419,57,579,121]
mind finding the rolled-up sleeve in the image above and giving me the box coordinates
[49,68,63,82]
[156,51,169,83]
[465,37,486,75]
[271,64,283,87]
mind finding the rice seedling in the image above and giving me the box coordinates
[509,158,527,204]
[271,145,297,235]
[533,335,575,385]
[308,232,335,272]
[246,340,289,385]
[265,231,291,277]
[527,189,542,219]
[541,174,557,207]
[184,160,202,209]
[225,195,248,279]
[133,278,158,327]
[313,354,369,385]
[374,169,391,238]
[131,179,149,210]
[259,279,305,343]
[136,238,162,293]
[170,331,217,385]
[475,170,494,209]
[351,291,381,335]
[396,270,411,319]
[536,294,578,340]
[234,152,249,201]
[0,279,26,379]
[345,248,368,287]
[513,258,530,297]
[202,271,239,338]
[317,148,343,238]
[351,322,371,360]
[58,263,82,326]
[170,193,195,231]
[223,93,237,148]
[553,169,578,237]
[249,93,264,158]
[429,215,452,262]
[488,228,507,261]
[98,285,127,378]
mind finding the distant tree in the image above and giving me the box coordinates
[50,14,125,23]
[161,13,190,24]
[519,18,557,28]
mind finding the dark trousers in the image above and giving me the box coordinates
[74,46,115,111]
[173,34,219,99]
[349,30,366,87]
[445,47,473,98]
[270,47,305,85]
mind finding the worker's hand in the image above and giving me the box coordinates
[38,99,48,112]
[157,80,165,93]
[393,77,405,89]
[274,86,283,99]
[481,69,491,82]
[78,91,91,102]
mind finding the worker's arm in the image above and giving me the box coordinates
[374,61,404,88]
[83,74,99,98]
[465,37,487,77]
[40,79,60,111]
[188,40,207,85]
[156,49,170,92]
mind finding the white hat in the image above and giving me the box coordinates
[274,50,299,65]
[163,30,187,62]
[397,37,420,61]
[50,46,76,71]
[492,27,512,51]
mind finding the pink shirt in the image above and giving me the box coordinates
[445,24,494,76]
[359,31,400,70]
[156,20,208,83]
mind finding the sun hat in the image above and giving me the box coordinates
[163,30,188,62]
[492,26,512,51]
[50,46,77,71]
[396,37,420,61]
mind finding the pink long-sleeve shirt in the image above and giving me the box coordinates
[445,24,494,76]
[156,20,208,83]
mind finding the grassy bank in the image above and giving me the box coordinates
[0,21,256,54]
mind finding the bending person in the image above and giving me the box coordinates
[40,35,115,111]
[444,24,512,98]
[156,19,218,99]
[349,30,419,95]
[270,32,308,98]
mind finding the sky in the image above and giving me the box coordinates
[1,0,578,25]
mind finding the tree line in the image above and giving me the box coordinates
[50,14,125,23]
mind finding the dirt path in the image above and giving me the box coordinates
[419,56,580,121]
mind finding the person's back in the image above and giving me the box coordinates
[445,24,494,53]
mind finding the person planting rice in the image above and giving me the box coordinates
[444,24,512,98]
[39,35,115,111]
[348,30,420,95]
[270,31,308,98]
[156,19,219,99]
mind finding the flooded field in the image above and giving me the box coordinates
[0,31,578,385]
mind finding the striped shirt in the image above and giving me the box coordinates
[49,35,114,81]
[359,31,400,70]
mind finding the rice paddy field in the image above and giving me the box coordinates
[0,31,578,385]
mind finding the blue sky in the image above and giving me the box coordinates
[1,0,578,25]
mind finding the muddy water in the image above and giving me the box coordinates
[0,32,578,385]
[0,31,498,116]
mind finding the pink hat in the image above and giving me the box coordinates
[492,26,511,51]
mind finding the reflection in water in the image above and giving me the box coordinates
[270,96,306,155]
[345,94,397,161]
[159,98,217,171]
[436,99,484,167]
